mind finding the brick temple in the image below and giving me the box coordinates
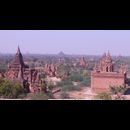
[79,57,88,68]
[6,46,29,81]
[91,51,127,93]
[5,46,46,93]
[3,46,63,93]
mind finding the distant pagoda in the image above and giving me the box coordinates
[58,51,66,57]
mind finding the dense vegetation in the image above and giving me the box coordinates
[69,70,91,87]
[57,79,80,91]
[55,68,91,97]
[56,64,70,79]
[0,78,24,98]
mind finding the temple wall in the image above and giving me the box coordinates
[91,72,125,93]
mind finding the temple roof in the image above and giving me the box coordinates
[101,51,112,63]
[106,51,112,62]
[10,46,26,68]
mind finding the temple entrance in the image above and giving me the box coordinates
[106,67,108,72]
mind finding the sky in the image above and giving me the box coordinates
[0,30,130,56]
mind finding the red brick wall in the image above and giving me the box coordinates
[91,72,125,93]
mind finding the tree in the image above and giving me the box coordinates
[0,79,24,98]
[80,77,91,87]
[56,64,70,79]
[57,80,80,92]
[82,70,90,78]
[69,70,91,87]
[69,72,83,82]
[109,85,126,100]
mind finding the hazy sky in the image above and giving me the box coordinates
[0,30,130,56]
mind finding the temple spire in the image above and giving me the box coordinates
[98,51,113,72]
[11,46,25,67]
[102,52,106,60]
[17,45,21,54]
[107,50,110,57]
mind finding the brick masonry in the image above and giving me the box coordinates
[91,72,125,93]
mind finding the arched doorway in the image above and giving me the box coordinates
[106,66,108,72]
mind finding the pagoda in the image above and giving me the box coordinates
[6,46,29,81]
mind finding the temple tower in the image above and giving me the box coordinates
[99,51,113,72]
[7,46,29,80]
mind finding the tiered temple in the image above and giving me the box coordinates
[91,51,126,93]
[6,46,29,81]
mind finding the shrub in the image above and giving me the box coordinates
[95,93,112,100]
[57,78,81,92]
[109,85,127,95]
[82,70,90,78]
[69,72,83,82]
[69,73,83,82]
[80,77,91,87]
[56,64,70,78]
[57,80,73,87]
[69,70,91,87]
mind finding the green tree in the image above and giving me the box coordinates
[57,80,80,92]
[0,79,24,98]
[57,80,73,87]
[57,64,70,79]
[61,84,80,91]
[82,70,90,78]
[80,77,91,87]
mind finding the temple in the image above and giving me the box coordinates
[79,57,87,68]
[44,63,57,77]
[91,51,127,93]
[5,46,45,93]
[6,46,29,81]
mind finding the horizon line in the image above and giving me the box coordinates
[0,52,130,57]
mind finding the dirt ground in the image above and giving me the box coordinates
[53,87,97,100]
[52,87,130,100]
